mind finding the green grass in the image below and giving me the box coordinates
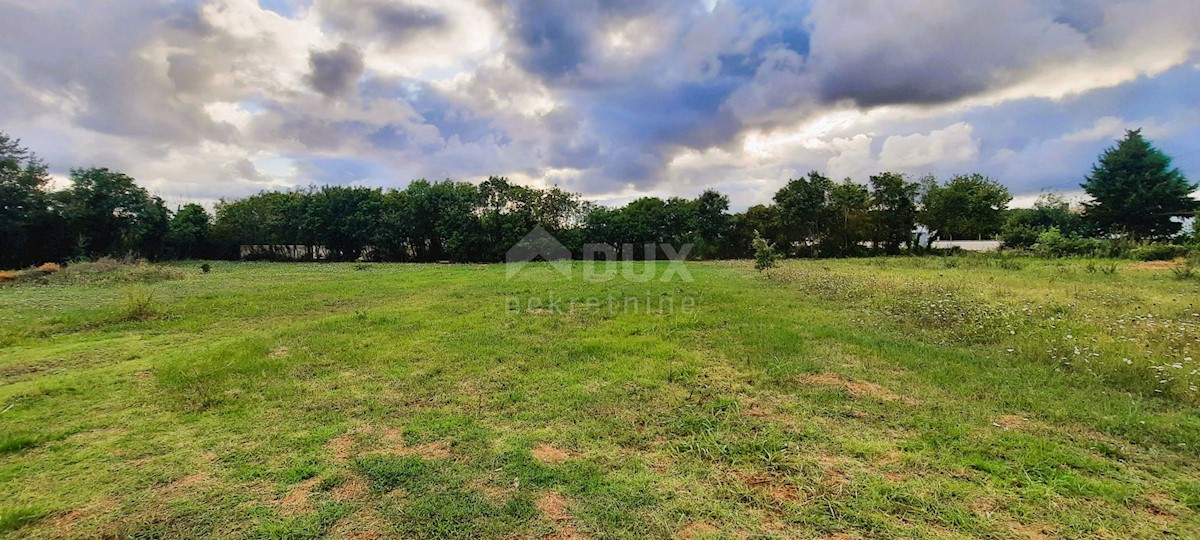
[1,257,1198,538]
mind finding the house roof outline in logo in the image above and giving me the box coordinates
[505,225,572,278]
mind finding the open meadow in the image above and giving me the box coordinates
[2,258,1199,539]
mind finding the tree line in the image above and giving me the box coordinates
[2,129,1196,267]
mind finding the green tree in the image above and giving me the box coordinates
[0,133,63,267]
[1081,129,1198,239]
[167,203,212,259]
[478,176,536,261]
[309,186,385,261]
[752,230,779,271]
[724,204,783,259]
[1000,193,1088,248]
[869,172,919,254]
[921,173,1011,241]
[60,168,170,259]
[406,180,481,262]
[690,189,731,259]
[825,179,871,256]
[774,171,833,254]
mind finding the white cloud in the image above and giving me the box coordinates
[1,0,1198,212]
[879,123,979,170]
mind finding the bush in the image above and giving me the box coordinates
[1030,228,1132,258]
[34,262,61,274]
[1172,258,1198,280]
[1000,223,1041,249]
[752,231,779,272]
[121,286,161,321]
[53,257,184,285]
[1130,244,1190,261]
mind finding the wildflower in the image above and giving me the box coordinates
[1123,358,1133,365]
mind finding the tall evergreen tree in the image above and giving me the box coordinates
[1081,129,1198,239]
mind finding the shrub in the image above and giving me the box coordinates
[200,263,211,273]
[1172,259,1197,280]
[52,258,184,285]
[34,262,61,274]
[1029,228,1132,258]
[1130,244,1190,261]
[121,286,161,321]
[752,231,779,272]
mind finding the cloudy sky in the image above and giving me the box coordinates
[1,0,1198,210]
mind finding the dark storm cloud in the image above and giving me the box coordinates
[803,2,1091,108]
[500,0,593,79]
[1,0,1197,206]
[319,0,447,46]
[489,0,694,82]
[307,43,365,97]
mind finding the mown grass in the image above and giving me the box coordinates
[1,258,1198,538]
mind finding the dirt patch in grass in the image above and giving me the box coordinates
[532,443,575,464]
[798,372,921,404]
[1010,522,1055,540]
[537,491,574,521]
[268,346,290,358]
[156,471,212,498]
[735,471,804,504]
[993,415,1030,431]
[327,434,355,463]
[328,506,389,540]
[1140,493,1178,518]
[537,491,587,539]
[816,455,852,485]
[331,478,370,502]
[468,479,514,503]
[678,521,719,539]
[46,498,117,535]
[1128,260,1181,270]
[277,477,320,516]
[404,441,451,460]
[970,496,1001,517]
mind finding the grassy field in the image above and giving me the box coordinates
[1,257,1199,539]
